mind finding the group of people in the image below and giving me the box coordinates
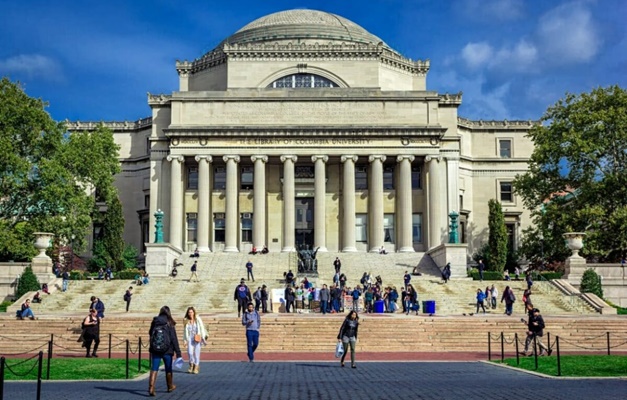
[248,245,269,255]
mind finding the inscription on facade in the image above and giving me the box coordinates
[237,137,371,146]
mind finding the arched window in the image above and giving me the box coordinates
[267,73,338,88]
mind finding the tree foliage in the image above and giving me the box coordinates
[487,199,508,273]
[101,195,125,270]
[580,268,603,298]
[0,78,120,261]
[514,86,627,262]
[16,266,41,299]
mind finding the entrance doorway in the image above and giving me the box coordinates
[295,198,314,248]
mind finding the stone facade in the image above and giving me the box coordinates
[67,9,534,259]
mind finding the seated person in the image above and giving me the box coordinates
[191,248,200,258]
[20,299,35,320]
[171,266,178,278]
[52,263,60,278]
[41,283,50,295]
[378,246,388,255]
[134,274,143,286]
[97,268,104,280]
[32,292,42,303]
[249,246,258,255]
[142,273,150,285]
[261,245,269,254]
[504,270,511,281]
[412,266,422,276]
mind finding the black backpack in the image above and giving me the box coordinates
[150,320,171,354]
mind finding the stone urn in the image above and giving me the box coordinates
[33,232,54,259]
[563,232,586,258]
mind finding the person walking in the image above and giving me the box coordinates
[520,307,551,356]
[333,257,341,273]
[260,284,268,313]
[246,260,255,282]
[189,261,199,282]
[62,270,70,292]
[253,287,262,311]
[89,296,105,319]
[337,310,360,368]
[284,286,296,313]
[477,259,485,281]
[242,302,261,362]
[182,306,207,374]
[124,287,133,312]
[526,272,534,292]
[234,279,251,318]
[475,288,486,314]
[501,286,516,316]
[442,263,451,283]
[403,271,411,289]
[319,284,330,314]
[490,285,498,309]
[148,306,182,396]
[82,308,100,358]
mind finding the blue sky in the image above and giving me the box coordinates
[1,0,625,122]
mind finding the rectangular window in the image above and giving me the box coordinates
[187,213,198,243]
[214,214,225,242]
[214,167,226,190]
[383,166,394,190]
[411,166,422,189]
[500,182,513,202]
[506,223,516,253]
[144,195,150,208]
[383,214,395,243]
[355,166,368,190]
[412,213,422,243]
[499,139,512,158]
[355,213,368,242]
[241,166,253,190]
[241,213,253,243]
[187,166,198,190]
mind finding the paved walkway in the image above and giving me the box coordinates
[4,361,627,399]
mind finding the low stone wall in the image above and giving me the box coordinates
[568,262,627,308]
[0,262,30,302]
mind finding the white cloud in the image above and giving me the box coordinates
[0,54,63,81]
[461,42,494,69]
[459,0,525,21]
[537,2,600,64]
[461,39,537,72]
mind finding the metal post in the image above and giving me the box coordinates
[607,332,611,356]
[138,337,142,372]
[515,333,520,365]
[36,351,43,400]
[500,332,505,363]
[488,332,491,361]
[126,340,130,380]
[1,356,5,400]
[556,336,561,377]
[108,334,112,359]
[533,335,538,370]
[46,341,52,380]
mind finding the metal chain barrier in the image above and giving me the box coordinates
[2,352,40,377]
[0,343,48,356]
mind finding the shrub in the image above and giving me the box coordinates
[117,268,142,280]
[16,266,41,298]
[69,270,86,280]
[122,245,139,269]
[0,300,13,312]
[468,270,504,281]
[580,268,603,298]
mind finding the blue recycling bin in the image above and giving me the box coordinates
[374,300,385,313]
[422,300,436,314]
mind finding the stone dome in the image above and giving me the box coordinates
[222,9,391,49]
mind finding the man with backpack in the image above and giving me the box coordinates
[234,279,252,318]
[189,260,199,282]
[148,306,182,396]
[242,302,261,362]
[124,287,133,312]
[89,296,105,318]
[351,286,361,311]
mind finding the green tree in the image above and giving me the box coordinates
[514,86,627,262]
[580,268,603,298]
[101,195,125,270]
[487,199,508,273]
[16,266,41,299]
[0,78,120,261]
[122,244,139,269]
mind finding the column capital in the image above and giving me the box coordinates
[251,155,269,163]
[280,155,298,163]
[425,155,442,163]
[194,155,213,163]
[340,155,358,163]
[223,155,240,163]
[368,155,387,163]
[166,155,184,163]
[445,155,460,161]
[311,155,329,163]
[396,155,415,163]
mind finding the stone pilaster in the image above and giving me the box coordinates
[281,155,297,252]
[426,155,446,249]
[148,158,162,243]
[251,155,268,249]
[446,155,460,212]
[368,155,386,252]
[195,155,212,252]
[166,155,185,251]
[397,155,415,252]
[223,155,240,253]
[312,155,328,252]
[341,155,358,252]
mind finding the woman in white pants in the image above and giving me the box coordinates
[182,307,207,374]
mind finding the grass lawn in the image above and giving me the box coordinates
[3,358,151,381]
[495,355,627,377]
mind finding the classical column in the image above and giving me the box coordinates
[281,155,297,252]
[312,155,328,252]
[148,158,162,242]
[195,155,212,253]
[166,155,184,251]
[368,155,386,252]
[446,155,460,213]
[397,155,415,252]
[251,155,268,250]
[223,155,240,252]
[426,155,446,249]
[341,155,358,252]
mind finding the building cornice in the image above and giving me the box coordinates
[163,126,446,138]
[66,117,152,132]
[457,117,540,130]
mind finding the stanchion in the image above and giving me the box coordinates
[515,333,520,365]
[500,332,504,362]
[533,336,538,370]
[126,340,130,380]
[556,336,561,377]
[47,340,52,380]
[108,334,112,359]
[488,332,491,361]
[1,356,5,400]
[607,332,611,355]
[546,332,551,355]
[37,351,43,400]
[138,337,142,372]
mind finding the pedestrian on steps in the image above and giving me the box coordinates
[148,306,182,396]
[189,261,199,282]
[337,310,360,368]
[183,306,207,374]
[242,302,261,362]
[82,308,100,358]
[234,279,252,318]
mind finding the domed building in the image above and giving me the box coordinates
[69,9,534,271]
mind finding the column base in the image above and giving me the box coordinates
[196,246,211,253]
[223,246,239,253]
[314,246,328,252]
[369,248,381,253]
[342,247,358,252]
[398,246,415,253]
[281,247,295,252]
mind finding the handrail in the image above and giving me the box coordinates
[531,273,593,313]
